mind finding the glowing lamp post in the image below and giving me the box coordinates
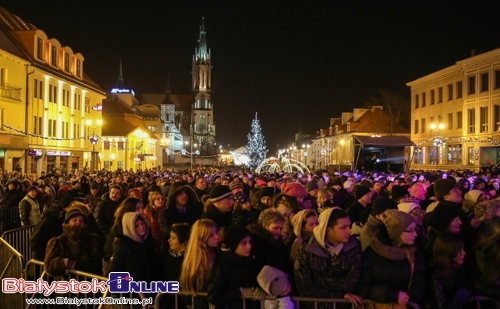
[85,119,102,170]
[430,123,445,171]
[160,138,171,166]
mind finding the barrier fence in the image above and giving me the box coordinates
[0,206,21,234]
[2,224,35,263]
[0,237,26,308]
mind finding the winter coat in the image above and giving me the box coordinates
[231,208,260,227]
[202,204,232,232]
[30,205,63,261]
[294,208,362,301]
[425,268,472,309]
[4,187,23,208]
[207,251,262,309]
[19,195,41,226]
[85,193,101,212]
[44,224,103,277]
[357,245,426,304]
[346,200,366,226]
[94,192,124,237]
[107,212,160,282]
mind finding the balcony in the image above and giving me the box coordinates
[0,83,22,101]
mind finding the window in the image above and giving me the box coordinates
[438,115,443,123]
[65,122,69,138]
[66,90,69,107]
[448,84,453,100]
[415,94,419,109]
[414,119,419,134]
[413,147,423,164]
[457,81,463,98]
[448,113,453,130]
[457,111,463,129]
[429,146,438,165]
[36,38,43,59]
[468,76,476,94]
[33,116,38,134]
[422,92,426,107]
[468,147,475,165]
[73,123,77,138]
[48,119,52,136]
[468,108,476,133]
[447,145,462,165]
[118,141,124,149]
[430,89,435,105]
[51,46,57,66]
[39,117,43,135]
[39,80,43,98]
[0,109,4,130]
[49,85,53,102]
[34,79,38,99]
[480,106,488,132]
[438,87,443,103]
[104,161,110,170]
[76,60,81,77]
[430,116,434,124]
[53,120,57,137]
[495,105,500,131]
[104,141,110,150]
[495,70,500,89]
[64,53,70,72]
[481,73,489,92]
[53,86,57,103]
[62,89,66,106]
[117,161,124,170]
[421,118,426,133]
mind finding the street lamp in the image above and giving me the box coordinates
[160,138,171,167]
[134,129,149,170]
[85,119,103,170]
[430,122,445,171]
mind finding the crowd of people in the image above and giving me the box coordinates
[0,167,500,309]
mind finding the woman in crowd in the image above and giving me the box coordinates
[272,190,301,246]
[316,188,334,214]
[143,191,166,252]
[179,219,219,308]
[358,209,426,308]
[208,225,265,309]
[290,209,318,262]
[231,192,260,227]
[426,232,472,309]
[163,223,190,282]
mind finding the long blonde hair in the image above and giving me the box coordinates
[145,191,164,220]
[179,219,218,294]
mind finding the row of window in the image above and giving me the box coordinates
[36,37,82,78]
[414,105,500,134]
[33,116,81,139]
[33,79,87,111]
[415,71,500,109]
[413,145,477,166]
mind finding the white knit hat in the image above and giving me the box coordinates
[257,265,290,298]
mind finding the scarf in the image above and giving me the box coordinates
[369,236,416,262]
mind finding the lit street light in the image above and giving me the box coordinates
[430,122,445,171]
[85,119,102,170]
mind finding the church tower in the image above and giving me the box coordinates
[191,17,216,155]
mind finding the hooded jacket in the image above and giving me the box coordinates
[94,192,124,237]
[294,208,362,300]
[290,210,315,262]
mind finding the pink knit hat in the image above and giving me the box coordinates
[281,183,307,199]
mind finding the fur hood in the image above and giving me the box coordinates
[122,212,150,243]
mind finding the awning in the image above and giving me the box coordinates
[354,135,415,148]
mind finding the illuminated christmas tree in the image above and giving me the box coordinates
[246,113,268,171]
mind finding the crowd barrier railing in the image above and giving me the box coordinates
[0,206,21,234]
[0,237,26,308]
[24,259,152,309]
[473,295,500,309]
[1,224,35,264]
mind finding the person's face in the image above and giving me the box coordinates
[221,179,230,186]
[453,247,466,265]
[168,231,184,252]
[135,202,143,212]
[28,190,37,199]
[445,187,463,204]
[326,217,351,245]
[400,222,418,246]
[7,183,15,190]
[374,182,383,193]
[109,188,122,202]
[447,216,462,234]
[215,195,234,212]
[207,227,219,247]
[361,191,373,204]
[241,201,251,211]
[197,179,207,190]
[413,185,426,200]
[268,180,276,188]
[187,176,194,184]
[303,216,319,233]
[234,235,252,257]
[176,191,188,206]
[409,208,425,226]
[91,188,98,196]
[309,189,319,197]
[261,196,272,207]
[215,178,222,184]
[243,177,249,184]
[268,222,284,240]
[476,182,485,190]
[68,215,85,227]
[463,181,469,189]
[135,219,147,237]
[153,194,165,209]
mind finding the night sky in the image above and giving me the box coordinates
[5,1,500,154]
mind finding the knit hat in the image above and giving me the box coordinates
[209,185,233,203]
[360,179,373,188]
[306,181,319,192]
[381,209,416,241]
[398,202,421,214]
[354,185,371,200]
[223,225,251,252]
[27,185,37,192]
[391,185,409,202]
[134,181,143,188]
[330,177,343,186]
[371,197,397,216]
[259,187,274,199]
[464,190,484,204]
[255,179,267,186]
[234,192,250,204]
[6,178,16,185]
[64,207,87,224]
[229,181,243,191]
[434,179,458,200]
[257,265,290,298]
[429,203,462,231]
[281,183,307,199]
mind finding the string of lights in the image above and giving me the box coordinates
[2,124,87,141]
[415,136,500,146]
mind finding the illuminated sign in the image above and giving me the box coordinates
[28,149,42,156]
[47,151,71,156]
[92,104,102,111]
[110,88,135,96]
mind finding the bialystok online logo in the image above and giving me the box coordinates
[2,272,180,296]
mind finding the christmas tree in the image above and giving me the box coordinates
[246,113,268,171]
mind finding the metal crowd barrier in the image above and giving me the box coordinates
[0,237,26,308]
[1,224,35,264]
[0,206,21,234]
[25,259,152,309]
[473,295,500,309]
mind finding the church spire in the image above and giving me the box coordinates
[196,17,209,61]
[116,58,124,87]
[162,74,174,105]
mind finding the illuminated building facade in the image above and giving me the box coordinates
[0,7,105,173]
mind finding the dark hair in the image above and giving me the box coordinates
[109,184,122,193]
[327,209,349,228]
[170,223,191,245]
[302,209,318,229]
[430,232,464,280]
[90,183,98,190]
[477,233,500,289]
[113,197,141,228]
